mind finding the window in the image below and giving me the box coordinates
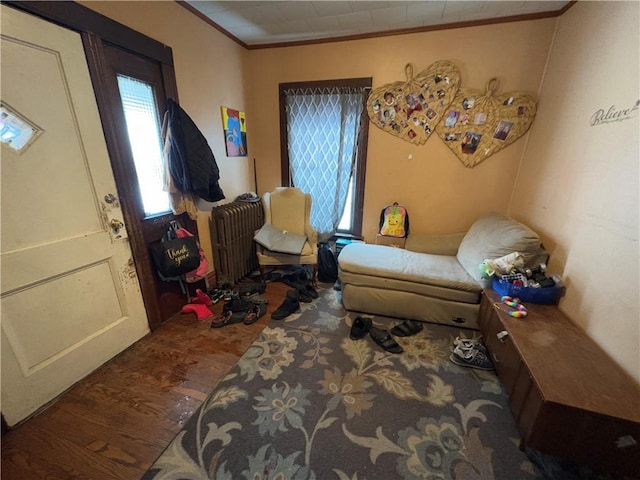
[279,78,371,239]
[117,74,170,217]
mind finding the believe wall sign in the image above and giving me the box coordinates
[590,99,639,127]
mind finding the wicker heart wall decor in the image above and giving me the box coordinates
[435,78,537,168]
[367,60,461,145]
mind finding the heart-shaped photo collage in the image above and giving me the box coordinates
[435,78,537,167]
[367,61,461,145]
[367,62,537,167]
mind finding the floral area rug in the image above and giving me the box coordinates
[142,286,548,480]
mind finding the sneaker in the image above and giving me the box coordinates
[222,289,236,302]
[453,336,488,354]
[207,288,224,304]
[223,294,253,314]
[245,293,269,305]
[450,345,494,371]
[239,282,266,297]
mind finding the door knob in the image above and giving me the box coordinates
[109,218,124,233]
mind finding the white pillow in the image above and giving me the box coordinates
[457,213,545,282]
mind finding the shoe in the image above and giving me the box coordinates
[297,283,318,299]
[449,345,494,370]
[223,294,253,314]
[239,282,266,297]
[453,337,488,354]
[390,320,423,337]
[207,288,224,304]
[291,287,312,303]
[211,310,245,328]
[245,293,269,305]
[368,326,403,354]
[244,303,267,325]
[349,317,372,340]
[271,295,300,320]
[283,281,315,302]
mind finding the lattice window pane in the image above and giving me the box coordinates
[285,87,365,239]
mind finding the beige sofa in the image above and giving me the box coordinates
[338,213,548,329]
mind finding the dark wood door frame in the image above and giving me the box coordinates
[6,1,185,330]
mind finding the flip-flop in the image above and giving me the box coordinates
[349,316,372,340]
[210,310,244,328]
[369,326,403,354]
[244,303,267,325]
[390,320,423,337]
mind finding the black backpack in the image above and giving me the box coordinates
[317,242,338,283]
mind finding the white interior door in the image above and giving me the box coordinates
[0,5,150,426]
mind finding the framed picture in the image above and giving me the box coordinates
[221,106,247,157]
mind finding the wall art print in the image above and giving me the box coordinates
[436,78,537,168]
[221,106,247,157]
[367,61,461,145]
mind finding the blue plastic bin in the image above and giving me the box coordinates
[492,277,564,304]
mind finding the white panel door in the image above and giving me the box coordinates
[0,5,150,425]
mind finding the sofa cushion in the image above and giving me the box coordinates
[457,212,545,282]
[338,243,481,303]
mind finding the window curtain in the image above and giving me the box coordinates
[284,86,367,242]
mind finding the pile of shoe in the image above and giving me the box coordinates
[211,282,268,328]
[270,266,318,321]
[449,337,494,371]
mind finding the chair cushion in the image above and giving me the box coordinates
[254,223,307,254]
[457,212,544,282]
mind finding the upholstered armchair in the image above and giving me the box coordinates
[255,187,318,281]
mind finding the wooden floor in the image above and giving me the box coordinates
[1,281,291,480]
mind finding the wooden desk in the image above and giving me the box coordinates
[478,289,640,477]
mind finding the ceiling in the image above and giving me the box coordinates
[183,1,572,48]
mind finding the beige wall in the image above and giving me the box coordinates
[80,1,254,266]
[246,20,556,239]
[510,1,640,381]
[79,2,639,382]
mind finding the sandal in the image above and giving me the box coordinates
[390,320,423,337]
[349,317,372,340]
[369,326,403,354]
[210,310,244,328]
[244,303,267,325]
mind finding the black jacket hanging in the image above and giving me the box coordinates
[164,98,225,203]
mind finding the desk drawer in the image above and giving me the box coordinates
[479,303,522,396]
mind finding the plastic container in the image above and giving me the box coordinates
[492,277,565,304]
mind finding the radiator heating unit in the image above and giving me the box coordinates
[211,201,264,285]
